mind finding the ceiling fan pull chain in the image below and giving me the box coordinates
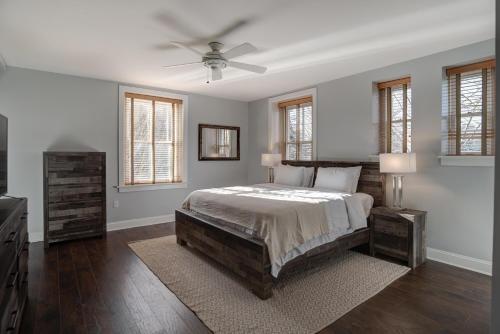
[206,67,210,84]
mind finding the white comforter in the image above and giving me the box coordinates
[182,183,372,277]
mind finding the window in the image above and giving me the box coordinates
[119,87,187,191]
[443,59,496,156]
[279,97,313,160]
[378,77,412,153]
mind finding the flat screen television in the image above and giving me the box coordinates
[0,114,7,196]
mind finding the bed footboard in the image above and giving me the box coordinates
[175,209,273,299]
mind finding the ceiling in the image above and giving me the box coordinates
[0,0,494,102]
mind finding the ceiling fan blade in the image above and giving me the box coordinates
[228,61,267,74]
[154,43,176,51]
[211,67,222,81]
[162,61,202,68]
[170,41,204,56]
[153,12,203,41]
[223,43,258,59]
[210,19,250,40]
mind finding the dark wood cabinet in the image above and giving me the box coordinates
[370,206,427,269]
[0,197,28,334]
[43,152,106,248]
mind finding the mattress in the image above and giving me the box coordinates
[182,183,373,277]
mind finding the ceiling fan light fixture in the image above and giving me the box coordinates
[211,67,222,81]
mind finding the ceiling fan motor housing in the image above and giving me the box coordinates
[208,41,224,51]
[203,43,227,69]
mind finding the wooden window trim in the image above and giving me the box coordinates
[125,92,183,105]
[446,60,495,156]
[378,79,411,153]
[386,87,392,153]
[446,59,496,76]
[377,77,411,90]
[126,94,183,186]
[130,97,135,185]
[278,96,312,109]
[280,97,313,160]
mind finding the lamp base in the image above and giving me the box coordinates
[268,167,275,183]
[392,175,404,209]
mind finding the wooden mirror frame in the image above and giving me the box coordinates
[198,124,240,161]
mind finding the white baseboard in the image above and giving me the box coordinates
[427,247,492,276]
[107,214,175,231]
[27,214,175,243]
[27,221,492,276]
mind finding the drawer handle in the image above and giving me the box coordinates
[6,310,19,331]
[7,271,19,288]
[4,231,17,244]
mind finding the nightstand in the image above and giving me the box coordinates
[369,207,427,269]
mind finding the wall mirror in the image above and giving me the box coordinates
[198,124,240,161]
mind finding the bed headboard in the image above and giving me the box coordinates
[281,160,386,207]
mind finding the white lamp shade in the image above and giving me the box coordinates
[261,153,281,167]
[379,153,416,174]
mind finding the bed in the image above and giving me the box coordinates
[175,161,385,299]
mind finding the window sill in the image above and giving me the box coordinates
[439,156,495,167]
[117,183,187,193]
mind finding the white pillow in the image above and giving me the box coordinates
[313,166,362,194]
[302,167,315,187]
[274,165,304,187]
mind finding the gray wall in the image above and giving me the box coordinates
[0,67,248,238]
[249,40,495,262]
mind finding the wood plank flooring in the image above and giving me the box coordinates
[20,223,491,334]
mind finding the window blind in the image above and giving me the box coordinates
[444,60,495,156]
[124,92,184,185]
[378,77,412,153]
[278,96,313,160]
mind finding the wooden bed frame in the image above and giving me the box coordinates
[175,160,385,299]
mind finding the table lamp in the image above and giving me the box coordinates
[379,153,416,209]
[261,153,281,183]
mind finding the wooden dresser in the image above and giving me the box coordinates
[0,197,28,334]
[370,206,427,269]
[43,152,106,248]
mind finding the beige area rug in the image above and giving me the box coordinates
[129,236,409,334]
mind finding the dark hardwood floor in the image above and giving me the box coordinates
[20,223,491,334]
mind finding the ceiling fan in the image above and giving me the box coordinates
[161,41,267,82]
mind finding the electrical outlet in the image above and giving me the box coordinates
[113,200,119,208]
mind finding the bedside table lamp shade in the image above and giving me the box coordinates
[380,153,416,208]
[261,153,281,183]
